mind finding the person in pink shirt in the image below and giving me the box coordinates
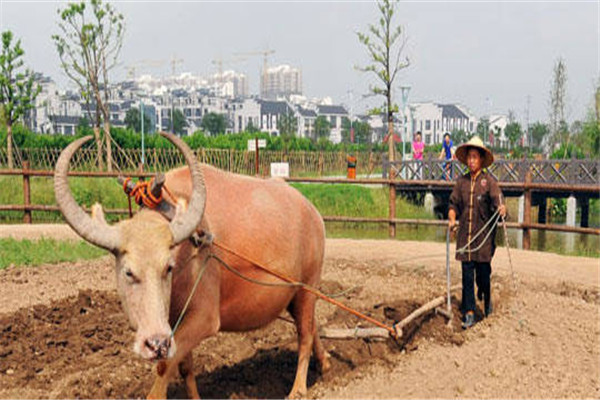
[412,131,424,179]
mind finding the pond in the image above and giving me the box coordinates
[325,222,600,258]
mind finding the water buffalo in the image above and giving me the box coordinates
[54,132,329,399]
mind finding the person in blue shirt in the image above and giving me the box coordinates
[438,133,455,180]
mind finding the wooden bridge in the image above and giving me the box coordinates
[380,158,599,246]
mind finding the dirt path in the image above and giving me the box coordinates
[0,225,598,399]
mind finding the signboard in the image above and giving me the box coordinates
[270,162,289,178]
[247,139,267,151]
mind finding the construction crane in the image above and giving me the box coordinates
[126,59,167,79]
[211,55,246,80]
[170,55,184,76]
[234,48,275,75]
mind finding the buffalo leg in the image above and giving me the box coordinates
[179,353,200,399]
[287,290,317,399]
[312,329,331,373]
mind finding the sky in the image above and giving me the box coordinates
[0,0,598,125]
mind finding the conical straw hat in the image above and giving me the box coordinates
[455,136,494,168]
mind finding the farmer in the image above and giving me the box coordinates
[448,136,506,329]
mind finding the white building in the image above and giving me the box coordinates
[408,102,478,145]
[316,105,348,144]
[261,64,302,99]
[488,114,509,148]
[208,70,248,98]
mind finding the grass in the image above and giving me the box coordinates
[0,238,107,269]
[0,175,129,223]
[291,183,433,220]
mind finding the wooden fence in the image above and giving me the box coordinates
[0,147,384,177]
[1,165,598,251]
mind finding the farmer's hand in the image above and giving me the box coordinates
[498,204,507,218]
[448,209,457,239]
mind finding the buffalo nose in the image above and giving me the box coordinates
[144,335,171,359]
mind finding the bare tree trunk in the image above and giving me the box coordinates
[7,123,13,169]
[93,125,104,170]
[104,120,112,172]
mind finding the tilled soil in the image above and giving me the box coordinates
[0,229,598,399]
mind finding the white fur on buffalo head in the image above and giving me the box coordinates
[54,132,206,361]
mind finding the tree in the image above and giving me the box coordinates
[548,57,568,153]
[476,118,490,144]
[201,112,226,136]
[357,0,409,173]
[530,121,549,150]
[124,106,151,133]
[246,119,259,133]
[172,109,187,136]
[53,0,125,171]
[505,121,522,149]
[314,115,331,139]
[451,129,469,145]
[342,117,372,144]
[278,112,298,137]
[0,31,40,169]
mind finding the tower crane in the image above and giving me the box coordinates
[234,48,275,74]
[169,55,184,76]
[211,55,246,80]
[126,59,167,79]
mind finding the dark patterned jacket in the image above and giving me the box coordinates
[449,170,504,262]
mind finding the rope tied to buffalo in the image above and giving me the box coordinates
[121,176,178,217]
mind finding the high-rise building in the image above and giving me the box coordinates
[260,64,302,99]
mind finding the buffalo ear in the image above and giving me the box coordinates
[91,203,109,226]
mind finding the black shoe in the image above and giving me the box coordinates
[485,300,493,317]
[462,312,475,329]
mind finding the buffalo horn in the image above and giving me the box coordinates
[158,132,206,245]
[54,136,121,252]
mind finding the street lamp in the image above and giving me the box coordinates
[400,85,411,161]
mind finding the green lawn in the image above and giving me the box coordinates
[0,238,107,269]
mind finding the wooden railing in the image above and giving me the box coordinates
[384,156,600,186]
[1,165,598,252]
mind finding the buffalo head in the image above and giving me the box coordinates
[54,132,206,360]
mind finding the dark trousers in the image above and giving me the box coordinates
[461,261,491,314]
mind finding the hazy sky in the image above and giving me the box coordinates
[1,0,598,124]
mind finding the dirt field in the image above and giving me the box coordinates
[0,225,598,399]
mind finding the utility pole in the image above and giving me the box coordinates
[525,95,531,148]
[140,100,145,166]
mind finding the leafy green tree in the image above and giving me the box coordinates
[0,31,40,169]
[357,0,409,168]
[53,0,125,171]
[549,57,568,152]
[246,119,259,133]
[476,118,490,144]
[451,129,469,145]
[171,109,187,136]
[505,121,522,149]
[278,112,298,137]
[201,112,226,136]
[314,115,331,139]
[530,121,549,150]
[124,106,151,133]
[341,117,372,144]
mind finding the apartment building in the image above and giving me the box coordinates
[316,105,348,144]
[261,64,302,99]
[408,102,478,145]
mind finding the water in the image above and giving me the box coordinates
[325,222,600,258]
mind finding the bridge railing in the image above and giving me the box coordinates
[383,158,600,185]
